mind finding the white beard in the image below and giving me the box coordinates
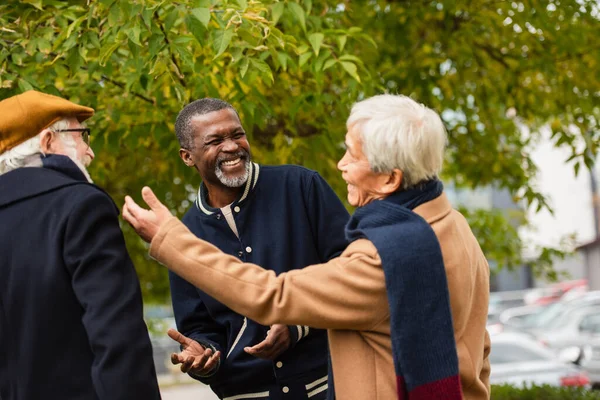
[60,137,93,183]
[215,158,250,188]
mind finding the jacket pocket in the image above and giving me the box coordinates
[227,317,248,359]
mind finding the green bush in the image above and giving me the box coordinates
[492,385,600,399]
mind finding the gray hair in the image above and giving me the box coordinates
[175,98,238,150]
[0,119,71,175]
[346,94,447,190]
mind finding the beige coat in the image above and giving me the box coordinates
[150,193,490,400]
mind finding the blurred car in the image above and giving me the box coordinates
[535,305,600,354]
[498,304,548,331]
[489,332,589,388]
[488,290,529,316]
[524,280,588,306]
[520,291,600,334]
[580,340,600,388]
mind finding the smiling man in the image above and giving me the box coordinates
[166,98,349,400]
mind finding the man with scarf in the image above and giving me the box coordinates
[123,94,492,400]
[0,91,161,400]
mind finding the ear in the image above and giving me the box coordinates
[179,148,195,167]
[379,169,403,195]
[39,129,54,154]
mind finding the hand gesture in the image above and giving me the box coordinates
[168,328,221,375]
[244,324,291,360]
[122,187,172,243]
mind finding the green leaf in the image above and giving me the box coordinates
[213,28,234,59]
[108,4,120,26]
[323,58,336,71]
[337,35,347,51]
[303,0,312,15]
[66,15,86,39]
[341,61,360,82]
[127,25,142,46]
[236,0,248,10]
[148,33,164,58]
[338,54,363,65]
[37,39,52,53]
[288,2,306,32]
[22,0,43,11]
[164,8,180,32]
[271,2,285,25]
[67,47,82,75]
[314,51,330,72]
[308,33,324,56]
[250,58,273,83]
[185,15,205,45]
[191,7,211,28]
[18,78,34,92]
[277,52,288,71]
[230,47,243,63]
[240,57,250,78]
[99,41,121,66]
[299,52,311,68]
[174,44,194,68]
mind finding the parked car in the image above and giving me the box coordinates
[489,290,529,316]
[579,339,600,388]
[499,304,548,330]
[524,280,588,306]
[489,332,589,388]
[535,305,600,350]
[520,291,600,334]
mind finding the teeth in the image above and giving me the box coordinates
[222,157,241,166]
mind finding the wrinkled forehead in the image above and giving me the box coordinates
[190,108,242,139]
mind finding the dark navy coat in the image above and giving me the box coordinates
[170,163,349,399]
[0,156,161,400]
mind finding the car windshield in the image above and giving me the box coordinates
[489,342,549,364]
[529,301,566,328]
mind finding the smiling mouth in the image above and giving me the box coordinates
[220,157,242,167]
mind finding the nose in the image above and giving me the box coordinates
[337,153,348,171]
[222,139,239,152]
[87,146,95,161]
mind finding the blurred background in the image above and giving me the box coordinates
[1,0,599,397]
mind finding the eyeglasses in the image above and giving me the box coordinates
[55,128,91,146]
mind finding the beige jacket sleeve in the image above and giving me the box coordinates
[150,217,389,331]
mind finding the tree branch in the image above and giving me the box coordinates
[153,12,187,88]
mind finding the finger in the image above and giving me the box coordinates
[171,353,184,365]
[244,340,268,355]
[168,328,191,347]
[202,351,221,372]
[192,348,212,370]
[121,204,135,227]
[141,186,166,212]
[180,356,195,373]
[124,195,141,216]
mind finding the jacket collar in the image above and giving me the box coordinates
[0,155,92,208]
[195,162,260,215]
[412,192,452,224]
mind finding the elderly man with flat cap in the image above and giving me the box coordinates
[0,91,161,400]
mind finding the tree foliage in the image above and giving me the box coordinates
[1,0,598,302]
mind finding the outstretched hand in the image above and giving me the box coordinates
[167,329,222,375]
[122,187,172,243]
[244,324,291,360]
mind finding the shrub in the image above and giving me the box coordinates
[492,384,600,399]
